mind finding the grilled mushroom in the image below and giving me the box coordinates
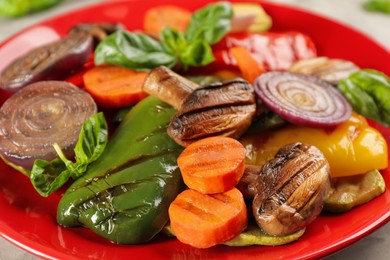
[236,164,262,199]
[252,142,331,236]
[142,66,257,147]
[142,66,199,109]
[168,78,257,146]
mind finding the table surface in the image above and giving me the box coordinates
[0,0,389,259]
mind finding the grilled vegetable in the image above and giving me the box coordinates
[240,112,388,178]
[210,31,317,72]
[83,65,148,108]
[229,46,265,84]
[143,5,191,39]
[324,169,385,213]
[142,66,199,109]
[236,164,262,199]
[163,222,305,246]
[224,224,305,246]
[0,30,93,93]
[71,22,123,43]
[169,187,247,248]
[57,97,184,244]
[252,142,331,236]
[177,136,246,194]
[231,3,272,33]
[168,78,256,146]
[254,72,352,127]
[0,81,97,172]
[289,57,359,85]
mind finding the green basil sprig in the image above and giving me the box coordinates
[0,0,63,17]
[186,1,233,44]
[94,2,232,70]
[337,69,390,127]
[363,0,390,14]
[30,112,108,197]
[94,31,177,70]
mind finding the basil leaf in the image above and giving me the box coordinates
[160,27,187,55]
[338,69,390,126]
[30,112,108,196]
[185,2,233,45]
[94,2,232,70]
[30,158,71,197]
[363,0,390,14]
[0,0,63,17]
[180,40,215,66]
[95,30,176,70]
[74,112,108,166]
[337,78,381,122]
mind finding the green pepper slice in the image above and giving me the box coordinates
[57,97,184,244]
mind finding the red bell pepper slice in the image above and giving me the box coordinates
[211,31,317,72]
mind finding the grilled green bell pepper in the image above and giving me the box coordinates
[57,97,184,244]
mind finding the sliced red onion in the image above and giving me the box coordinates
[0,81,97,170]
[254,72,352,127]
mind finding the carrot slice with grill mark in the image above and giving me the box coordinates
[177,136,246,194]
[169,188,247,248]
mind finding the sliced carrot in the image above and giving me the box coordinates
[83,65,148,108]
[229,46,265,84]
[177,136,246,194]
[143,5,192,38]
[169,188,248,248]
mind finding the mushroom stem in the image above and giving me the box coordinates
[142,66,199,109]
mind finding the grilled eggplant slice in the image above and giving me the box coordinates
[289,57,359,85]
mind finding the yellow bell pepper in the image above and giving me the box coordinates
[240,112,388,177]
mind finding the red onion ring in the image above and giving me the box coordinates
[254,72,352,127]
[0,81,97,170]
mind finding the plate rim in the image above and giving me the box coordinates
[0,1,389,259]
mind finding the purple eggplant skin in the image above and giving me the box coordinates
[0,30,93,94]
[71,22,124,43]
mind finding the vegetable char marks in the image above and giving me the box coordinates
[0,30,93,93]
[0,81,97,171]
[168,78,256,146]
[253,142,331,236]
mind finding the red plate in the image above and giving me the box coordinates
[1,1,389,259]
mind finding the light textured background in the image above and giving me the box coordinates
[1,0,389,259]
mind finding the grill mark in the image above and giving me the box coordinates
[70,147,181,191]
[171,105,255,141]
[79,174,170,225]
[175,103,256,119]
